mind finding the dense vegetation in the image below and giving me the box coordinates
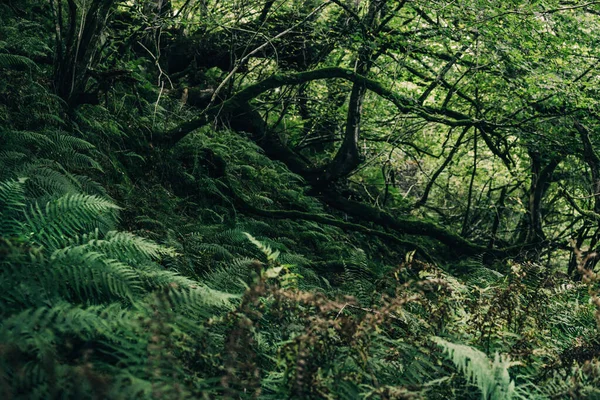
[3,0,600,398]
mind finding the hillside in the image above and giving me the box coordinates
[2,1,600,399]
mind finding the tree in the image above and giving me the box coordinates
[50,0,118,107]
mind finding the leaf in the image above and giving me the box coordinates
[264,266,284,278]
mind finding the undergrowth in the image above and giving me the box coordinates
[1,4,600,399]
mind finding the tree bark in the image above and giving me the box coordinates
[572,120,600,273]
[320,190,490,256]
[52,0,117,107]
[575,121,600,214]
[167,67,482,145]
[516,150,560,248]
[414,126,469,209]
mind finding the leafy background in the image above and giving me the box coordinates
[2,1,600,399]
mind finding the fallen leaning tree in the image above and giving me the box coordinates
[163,67,541,262]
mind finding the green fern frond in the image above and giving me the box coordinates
[433,337,518,400]
[62,150,104,171]
[248,193,274,206]
[278,253,309,267]
[214,228,247,243]
[0,177,27,236]
[228,257,257,270]
[2,303,112,340]
[24,165,81,197]
[298,228,338,245]
[464,265,505,288]
[41,140,103,171]
[0,177,26,215]
[135,266,237,309]
[167,285,237,314]
[48,133,96,152]
[32,112,66,126]
[135,215,167,230]
[197,243,236,260]
[203,257,256,291]
[0,150,28,172]
[50,247,142,303]
[75,230,177,263]
[0,129,53,148]
[0,302,145,396]
[24,193,120,250]
[0,53,38,70]
[74,105,128,140]
[244,232,279,262]
[71,174,110,197]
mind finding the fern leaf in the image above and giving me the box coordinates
[0,178,27,236]
[50,247,141,303]
[0,53,38,70]
[24,193,120,250]
[244,232,279,261]
[433,337,518,400]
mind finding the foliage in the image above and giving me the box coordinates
[3,0,600,399]
[433,337,517,400]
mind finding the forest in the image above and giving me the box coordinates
[3,0,600,398]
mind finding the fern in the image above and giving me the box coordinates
[0,173,236,397]
[0,129,53,148]
[0,53,37,70]
[0,177,26,235]
[74,230,178,263]
[244,232,280,262]
[197,243,236,260]
[0,150,28,172]
[24,193,120,250]
[433,337,518,400]
[25,164,82,197]
[49,247,141,303]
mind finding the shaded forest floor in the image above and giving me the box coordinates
[2,94,599,398]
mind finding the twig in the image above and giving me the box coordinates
[561,189,600,221]
[206,1,331,111]
[153,81,164,131]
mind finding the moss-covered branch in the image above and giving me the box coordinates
[226,179,437,264]
[168,67,488,144]
[321,191,491,256]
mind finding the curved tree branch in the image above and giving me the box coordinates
[320,190,491,256]
[414,126,470,209]
[167,67,490,144]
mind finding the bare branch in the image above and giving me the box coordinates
[206,2,330,110]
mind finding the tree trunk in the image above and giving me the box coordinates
[52,0,117,107]
[573,120,600,274]
[516,150,560,250]
[319,0,386,184]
